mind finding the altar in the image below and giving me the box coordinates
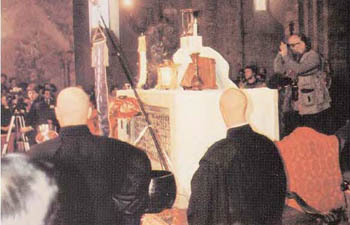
[116,87,279,208]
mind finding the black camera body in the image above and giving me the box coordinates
[6,88,27,114]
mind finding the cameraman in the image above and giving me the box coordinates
[274,33,332,135]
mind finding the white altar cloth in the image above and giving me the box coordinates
[117,88,279,208]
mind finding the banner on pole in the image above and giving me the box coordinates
[91,32,110,136]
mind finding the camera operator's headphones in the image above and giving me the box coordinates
[290,33,312,52]
[299,33,312,51]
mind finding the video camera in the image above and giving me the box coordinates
[6,87,28,114]
[267,73,299,101]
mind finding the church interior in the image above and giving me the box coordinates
[1,0,350,225]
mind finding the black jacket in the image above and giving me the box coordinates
[188,125,286,225]
[28,125,151,225]
[26,97,58,128]
[1,105,11,134]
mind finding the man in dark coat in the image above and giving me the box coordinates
[187,88,287,225]
[21,88,59,145]
[28,87,151,225]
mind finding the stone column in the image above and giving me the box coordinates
[73,0,94,89]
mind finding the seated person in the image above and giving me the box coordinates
[239,65,266,89]
[28,87,151,225]
[188,88,286,225]
[1,153,59,225]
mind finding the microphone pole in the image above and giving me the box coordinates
[98,15,170,171]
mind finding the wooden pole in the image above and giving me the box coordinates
[240,0,246,67]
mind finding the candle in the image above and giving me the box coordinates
[193,18,198,36]
[138,35,146,52]
[137,34,147,88]
[160,67,172,86]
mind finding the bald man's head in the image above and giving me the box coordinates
[219,88,248,128]
[55,87,90,127]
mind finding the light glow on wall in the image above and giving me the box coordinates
[254,0,267,11]
[122,0,133,8]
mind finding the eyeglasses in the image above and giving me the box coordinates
[288,42,301,48]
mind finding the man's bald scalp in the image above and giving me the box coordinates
[56,87,90,127]
[219,88,248,127]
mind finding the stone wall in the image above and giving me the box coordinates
[327,0,350,119]
[328,0,349,80]
[1,0,75,90]
[73,0,93,90]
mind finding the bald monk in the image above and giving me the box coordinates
[187,88,286,225]
[28,87,151,225]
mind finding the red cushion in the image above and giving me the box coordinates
[276,127,344,213]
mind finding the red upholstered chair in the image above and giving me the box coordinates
[275,127,349,223]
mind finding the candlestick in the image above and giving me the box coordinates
[193,18,198,36]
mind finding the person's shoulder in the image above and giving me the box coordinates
[27,137,61,159]
[304,49,321,59]
[208,138,232,150]
[248,131,279,154]
[201,138,236,165]
[274,53,283,60]
[110,139,151,169]
[308,49,319,54]
[118,140,150,161]
[33,99,46,109]
[98,136,139,151]
[100,137,150,161]
[83,134,123,149]
[250,130,275,144]
[256,81,266,88]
